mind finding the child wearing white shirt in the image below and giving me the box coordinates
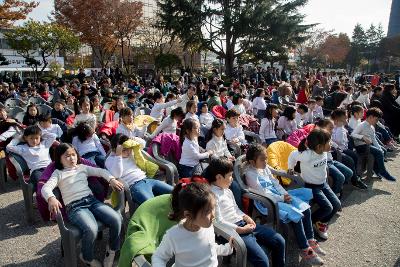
[150,107,185,139]
[116,108,146,146]
[199,103,214,129]
[314,96,324,120]
[259,104,278,145]
[41,143,124,267]
[38,114,64,140]
[179,118,212,178]
[150,91,181,121]
[73,97,97,130]
[152,183,233,267]
[252,89,267,116]
[72,122,106,168]
[105,134,172,204]
[224,109,247,145]
[205,158,285,267]
[355,87,370,108]
[7,125,57,191]
[205,119,234,160]
[184,100,199,122]
[277,106,297,138]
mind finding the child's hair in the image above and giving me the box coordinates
[205,118,225,143]
[208,90,217,98]
[255,88,264,97]
[246,144,266,164]
[127,93,136,100]
[204,158,233,183]
[373,86,383,94]
[75,122,94,142]
[200,102,208,109]
[369,100,382,109]
[169,182,214,221]
[54,143,81,170]
[186,100,196,113]
[23,125,41,137]
[282,106,296,120]
[298,104,309,113]
[119,107,133,118]
[366,107,383,118]
[298,129,331,152]
[315,118,333,128]
[350,104,364,115]
[38,113,52,123]
[232,94,243,105]
[153,91,163,101]
[110,133,130,151]
[179,118,198,144]
[226,109,240,119]
[79,96,90,107]
[265,103,278,120]
[330,109,347,120]
[27,103,38,114]
[315,96,323,102]
[359,87,368,93]
[307,99,316,105]
[170,107,185,119]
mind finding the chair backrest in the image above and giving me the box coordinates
[5,98,26,110]
[15,111,25,124]
[233,155,249,191]
[37,104,52,115]
[28,96,47,105]
[8,106,25,118]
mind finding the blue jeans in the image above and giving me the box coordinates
[291,208,314,249]
[66,195,122,262]
[30,168,45,191]
[178,164,195,178]
[376,125,392,143]
[236,221,285,267]
[305,182,341,223]
[82,151,105,168]
[129,179,173,204]
[355,144,394,180]
[328,160,353,194]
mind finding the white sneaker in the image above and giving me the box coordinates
[308,239,327,256]
[103,246,116,267]
[79,253,102,267]
[300,247,324,266]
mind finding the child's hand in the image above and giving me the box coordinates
[228,237,234,248]
[362,136,372,144]
[243,215,256,227]
[110,178,124,191]
[228,155,235,161]
[284,193,292,203]
[232,138,240,144]
[236,224,255,234]
[48,196,62,216]
[115,145,123,156]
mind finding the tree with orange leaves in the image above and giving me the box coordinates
[54,0,143,68]
[0,0,38,28]
[319,33,351,68]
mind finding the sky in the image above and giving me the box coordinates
[23,0,393,37]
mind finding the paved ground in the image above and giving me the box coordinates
[0,150,399,267]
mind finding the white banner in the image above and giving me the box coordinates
[0,55,64,69]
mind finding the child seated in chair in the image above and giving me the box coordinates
[149,107,185,139]
[105,133,173,204]
[205,119,235,160]
[224,109,247,146]
[23,103,40,126]
[288,129,341,240]
[179,118,213,178]
[51,99,71,122]
[7,125,57,191]
[351,108,396,181]
[199,102,214,129]
[0,106,23,143]
[152,182,233,267]
[38,114,64,140]
[41,143,124,267]
[116,107,146,147]
[245,144,325,265]
[259,104,279,146]
[205,157,285,267]
[72,122,106,168]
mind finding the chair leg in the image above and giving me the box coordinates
[62,235,78,267]
[0,158,6,192]
[22,183,34,223]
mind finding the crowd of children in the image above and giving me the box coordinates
[0,70,398,267]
